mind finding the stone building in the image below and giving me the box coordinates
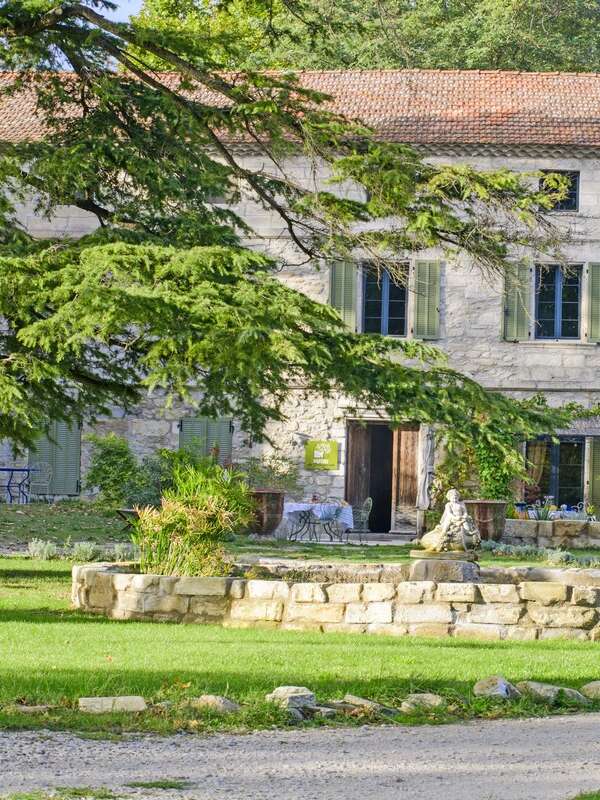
[5,69,600,532]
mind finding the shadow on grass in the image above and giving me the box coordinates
[0,567,72,581]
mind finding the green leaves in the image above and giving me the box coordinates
[0,237,576,461]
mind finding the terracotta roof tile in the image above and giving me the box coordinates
[3,69,600,146]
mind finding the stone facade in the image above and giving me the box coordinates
[73,563,600,641]
[9,146,600,520]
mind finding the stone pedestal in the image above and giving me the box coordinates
[408,550,481,583]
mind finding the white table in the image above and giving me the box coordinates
[284,502,354,541]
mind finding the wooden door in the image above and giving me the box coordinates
[345,422,371,505]
[391,426,419,527]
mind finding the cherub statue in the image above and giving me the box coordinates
[419,489,481,553]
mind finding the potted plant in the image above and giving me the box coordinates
[463,439,515,541]
[240,456,302,536]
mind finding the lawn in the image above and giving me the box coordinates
[2,556,600,735]
[3,502,600,571]
[0,502,127,550]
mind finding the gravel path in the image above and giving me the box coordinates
[2,715,600,799]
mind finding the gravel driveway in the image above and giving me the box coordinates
[2,714,600,800]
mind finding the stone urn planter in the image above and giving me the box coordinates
[250,489,284,535]
[464,499,507,541]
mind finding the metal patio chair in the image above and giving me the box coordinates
[349,497,373,544]
[308,498,345,542]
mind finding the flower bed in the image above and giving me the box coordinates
[504,519,600,549]
[73,562,600,641]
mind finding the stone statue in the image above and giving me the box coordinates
[419,489,481,553]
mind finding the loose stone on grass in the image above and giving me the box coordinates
[581,681,600,700]
[400,693,446,713]
[473,676,522,700]
[265,686,316,710]
[13,704,55,714]
[343,694,399,717]
[303,705,337,719]
[516,681,590,706]
[188,695,241,714]
[78,696,147,713]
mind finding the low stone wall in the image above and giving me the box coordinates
[504,519,600,549]
[73,563,600,641]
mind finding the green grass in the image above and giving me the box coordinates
[571,795,600,800]
[2,502,600,571]
[4,791,121,800]
[228,536,600,568]
[0,502,126,548]
[125,782,188,790]
[2,556,600,735]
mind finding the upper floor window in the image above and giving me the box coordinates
[363,270,407,336]
[329,259,440,339]
[535,264,581,339]
[540,170,579,212]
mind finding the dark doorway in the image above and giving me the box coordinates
[345,422,393,532]
[368,425,394,532]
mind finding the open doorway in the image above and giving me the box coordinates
[345,421,419,533]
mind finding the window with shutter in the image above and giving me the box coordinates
[413,261,441,340]
[363,269,408,336]
[589,438,600,510]
[179,416,233,465]
[29,420,81,495]
[503,264,531,341]
[588,264,600,342]
[329,261,357,331]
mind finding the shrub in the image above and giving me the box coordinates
[85,434,204,509]
[240,455,302,495]
[132,461,255,576]
[27,538,58,560]
[123,447,203,507]
[70,540,100,562]
[84,433,138,507]
[113,542,137,562]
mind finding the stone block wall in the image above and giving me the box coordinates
[504,519,600,549]
[73,564,600,641]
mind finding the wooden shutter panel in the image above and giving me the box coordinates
[206,418,233,465]
[588,264,600,342]
[29,420,81,495]
[590,438,600,509]
[179,417,233,465]
[329,261,356,331]
[413,261,441,339]
[503,264,531,341]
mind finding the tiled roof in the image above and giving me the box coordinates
[3,69,600,147]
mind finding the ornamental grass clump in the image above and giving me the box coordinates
[132,461,255,576]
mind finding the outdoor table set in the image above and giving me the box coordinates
[283,500,354,542]
[0,466,38,504]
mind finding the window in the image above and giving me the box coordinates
[535,264,581,339]
[526,437,584,507]
[363,269,408,336]
[540,170,579,212]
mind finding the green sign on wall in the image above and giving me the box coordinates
[304,439,339,470]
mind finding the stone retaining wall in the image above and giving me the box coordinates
[73,564,600,641]
[504,519,600,549]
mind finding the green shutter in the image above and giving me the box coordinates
[588,264,600,342]
[414,260,441,339]
[329,261,356,331]
[590,437,600,509]
[29,420,81,495]
[503,264,531,341]
[179,416,233,465]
